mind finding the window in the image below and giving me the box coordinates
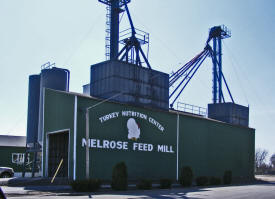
[11,153,29,165]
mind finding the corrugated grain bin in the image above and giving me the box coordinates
[40,67,70,91]
[90,60,169,110]
[208,102,249,127]
[82,84,90,95]
[26,75,41,147]
[38,67,70,145]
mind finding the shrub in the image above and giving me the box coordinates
[223,170,232,185]
[196,176,208,186]
[70,179,101,192]
[179,166,193,187]
[209,177,221,185]
[136,179,152,190]
[111,162,128,190]
[160,178,172,189]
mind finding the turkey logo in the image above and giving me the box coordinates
[127,118,140,141]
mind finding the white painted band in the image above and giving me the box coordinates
[176,113,179,181]
[73,95,78,180]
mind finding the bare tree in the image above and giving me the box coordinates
[255,148,268,173]
[271,154,275,167]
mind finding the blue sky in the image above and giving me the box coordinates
[1,0,275,160]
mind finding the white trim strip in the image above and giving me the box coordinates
[46,133,49,177]
[41,87,45,176]
[176,113,179,181]
[73,96,78,180]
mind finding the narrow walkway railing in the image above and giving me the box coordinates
[176,102,207,117]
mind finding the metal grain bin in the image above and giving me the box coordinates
[208,102,249,127]
[37,67,70,145]
[83,84,90,95]
[40,67,70,91]
[90,60,169,110]
[26,75,41,147]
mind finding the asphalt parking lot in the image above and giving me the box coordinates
[1,175,275,199]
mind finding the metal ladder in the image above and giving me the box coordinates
[105,5,111,60]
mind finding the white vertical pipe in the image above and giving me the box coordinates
[73,96,78,180]
[86,109,90,179]
[176,113,179,181]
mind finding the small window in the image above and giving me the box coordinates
[11,153,29,165]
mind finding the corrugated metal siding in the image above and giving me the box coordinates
[208,103,249,127]
[43,89,255,181]
[82,84,90,95]
[0,146,29,172]
[26,75,40,145]
[38,68,70,145]
[40,68,69,91]
[42,89,75,178]
[179,115,254,180]
[90,60,169,110]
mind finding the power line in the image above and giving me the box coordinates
[223,41,275,123]
[63,10,105,66]
[7,110,26,135]
[222,40,249,105]
[132,13,182,63]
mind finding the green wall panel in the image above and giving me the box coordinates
[43,89,75,178]
[43,89,255,182]
[0,146,28,172]
[76,96,177,181]
[179,115,255,179]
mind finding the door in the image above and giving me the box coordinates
[48,131,69,177]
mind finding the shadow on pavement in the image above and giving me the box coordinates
[4,176,275,198]
[110,188,209,199]
[23,185,72,193]
[56,187,211,199]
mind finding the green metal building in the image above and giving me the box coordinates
[42,88,255,182]
[0,135,31,176]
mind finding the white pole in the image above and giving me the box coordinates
[86,109,89,180]
[73,96,78,180]
[176,113,179,181]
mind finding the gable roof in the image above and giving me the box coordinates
[0,135,26,147]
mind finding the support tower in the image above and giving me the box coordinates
[207,25,231,103]
[99,0,130,60]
